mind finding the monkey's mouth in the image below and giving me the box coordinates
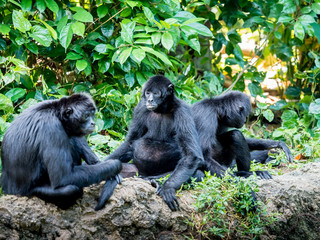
[146,104,157,111]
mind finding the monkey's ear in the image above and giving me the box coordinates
[168,83,174,93]
[63,107,73,118]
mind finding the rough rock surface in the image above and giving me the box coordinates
[0,163,320,240]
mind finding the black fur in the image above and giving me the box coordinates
[1,93,122,210]
[106,75,204,211]
[191,91,292,179]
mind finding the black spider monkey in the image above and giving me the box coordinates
[105,75,205,211]
[1,93,122,210]
[191,90,293,179]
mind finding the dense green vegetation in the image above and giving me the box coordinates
[1,0,320,238]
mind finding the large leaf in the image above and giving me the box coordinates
[120,21,135,44]
[44,0,59,13]
[37,19,57,40]
[140,46,172,66]
[161,32,174,51]
[0,24,10,34]
[73,10,93,23]
[76,59,88,71]
[294,22,305,41]
[72,22,85,37]
[59,24,73,50]
[5,88,26,102]
[119,47,132,65]
[151,32,161,45]
[125,72,135,88]
[36,0,46,12]
[25,42,39,54]
[57,16,68,33]
[311,23,320,44]
[21,0,32,12]
[97,5,108,19]
[30,25,52,47]
[0,94,14,113]
[312,3,320,14]
[143,7,154,23]
[132,48,146,63]
[185,22,213,37]
[101,22,114,38]
[12,10,31,33]
[66,52,82,60]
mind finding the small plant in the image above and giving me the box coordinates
[186,171,278,239]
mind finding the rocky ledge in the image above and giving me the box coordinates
[1,162,320,240]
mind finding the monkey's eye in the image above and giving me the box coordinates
[83,113,90,121]
[239,106,244,112]
[145,91,150,96]
[154,91,161,97]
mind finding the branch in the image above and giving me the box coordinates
[91,6,128,33]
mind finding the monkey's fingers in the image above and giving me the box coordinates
[95,179,118,211]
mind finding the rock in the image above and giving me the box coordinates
[0,163,320,239]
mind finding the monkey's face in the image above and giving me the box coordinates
[62,107,96,136]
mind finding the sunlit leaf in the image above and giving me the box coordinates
[12,10,31,33]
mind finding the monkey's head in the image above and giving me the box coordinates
[142,75,175,112]
[60,93,97,136]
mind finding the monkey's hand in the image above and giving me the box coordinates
[156,186,180,211]
[278,141,293,163]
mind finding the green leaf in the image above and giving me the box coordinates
[120,8,132,18]
[101,22,114,38]
[94,44,108,53]
[311,23,320,44]
[136,72,146,85]
[161,32,174,51]
[0,94,14,113]
[72,22,85,37]
[134,38,152,45]
[174,11,197,22]
[21,0,32,12]
[36,0,46,12]
[0,24,10,34]
[183,35,200,54]
[143,7,154,23]
[119,47,132,65]
[132,48,145,63]
[298,15,315,24]
[186,22,213,37]
[30,25,52,47]
[312,3,320,14]
[294,22,305,41]
[5,88,26,102]
[57,16,68,33]
[44,0,59,13]
[127,1,139,8]
[12,10,31,33]
[125,72,135,88]
[182,18,205,26]
[309,99,320,114]
[73,10,93,23]
[278,16,293,23]
[140,46,172,66]
[262,109,274,122]
[25,42,39,54]
[37,19,57,40]
[76,59,87,71]
[281,110,298,122]
[98,60,110,73]
[59,24,73,50]
[121,21,135,44]
[66,52,82,60]
[97,5,108,19]
[151,32,161,45]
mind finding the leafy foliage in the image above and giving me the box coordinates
[186,172,278,239]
